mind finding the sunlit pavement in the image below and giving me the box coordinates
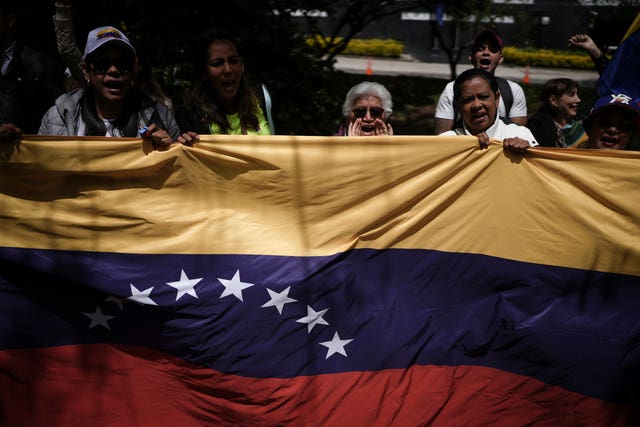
[334,55,600,86]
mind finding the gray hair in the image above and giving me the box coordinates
[342,81,393,118]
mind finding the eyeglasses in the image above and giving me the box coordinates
[89,56,135,74]
[352,106,385,119]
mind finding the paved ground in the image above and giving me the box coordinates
[334,55,600,87]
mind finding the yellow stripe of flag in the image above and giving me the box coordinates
[1,136,639,276]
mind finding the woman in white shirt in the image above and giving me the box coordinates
[440,68,538,153]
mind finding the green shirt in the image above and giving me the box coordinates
[209,106,271,135]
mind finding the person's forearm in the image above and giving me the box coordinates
[53,2,84,86]
[53,2,77,57]
[435,118,454,134]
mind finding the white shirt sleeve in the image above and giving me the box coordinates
[434,81,455,120]
[505,123,538,146]
[507,81,528,118]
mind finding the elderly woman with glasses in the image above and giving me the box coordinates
[336,81,393,136]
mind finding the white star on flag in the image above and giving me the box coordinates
[82,306,115,330]
[218,270,254,302]
[319,332,354,359]
[127,284,158,306]
[296,305,329,333]
[261,286,297,314]
[166,269,203,301]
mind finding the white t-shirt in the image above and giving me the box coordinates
[435,79,528,121]
[76,116,125,137]
[440,115,538,147]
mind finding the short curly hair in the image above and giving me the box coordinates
[342,81,393,118]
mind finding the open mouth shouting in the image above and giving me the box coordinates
[360,123,375,133]
[103,79,127,97]
[477,58,492,70]
[218,79,238,97]
[470,110,490,128]
[598,134,621,149]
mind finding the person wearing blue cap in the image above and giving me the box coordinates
[581,92,640,150]
[38,25,197,147]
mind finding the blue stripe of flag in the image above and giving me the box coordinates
[1,246,638,404]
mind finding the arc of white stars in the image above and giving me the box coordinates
[218,270,254,302]
[82,306,115,330]
[127,284,158,306]
[166,269,203,301]
[261,286,297,314]
[319,332,354,359]
[296,305,329,333]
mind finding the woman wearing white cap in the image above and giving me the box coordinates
[39,25,197,148]
[52,0,172,107]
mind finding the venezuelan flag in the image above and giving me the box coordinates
[1,135,639,426]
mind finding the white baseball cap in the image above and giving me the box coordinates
[83,26,136,59]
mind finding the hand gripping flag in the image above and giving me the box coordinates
[1,135,639,426]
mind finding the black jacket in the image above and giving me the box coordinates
[526,111,559,148]
[0,43,65,134]
[174,104,211,134]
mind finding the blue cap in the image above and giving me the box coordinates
[590,92,640,117]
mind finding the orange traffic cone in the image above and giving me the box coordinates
[522,64,530,84]
[365,57,373,76]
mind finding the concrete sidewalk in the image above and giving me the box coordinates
[334,55,599,87]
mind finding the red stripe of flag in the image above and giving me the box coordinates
[1,344,636,426]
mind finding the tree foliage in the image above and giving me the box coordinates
[291,0,421,64]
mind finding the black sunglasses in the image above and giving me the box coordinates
[352,106,385,119]
[593,116,633,132]
[89,56,135,74]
